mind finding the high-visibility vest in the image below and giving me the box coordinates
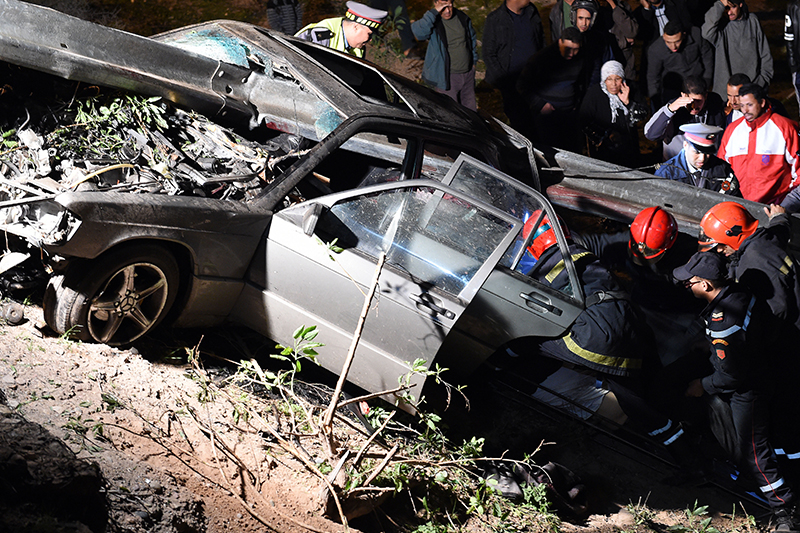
[295,17,364,58]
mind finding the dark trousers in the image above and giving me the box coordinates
[709,390,794,509]
[538,337,682,447]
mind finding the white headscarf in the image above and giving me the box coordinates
[600,60,628,122]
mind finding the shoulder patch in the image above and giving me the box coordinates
[712,339,729,346]
[312,28,334,40]
[711,311,724,322]
[716,348,726,360]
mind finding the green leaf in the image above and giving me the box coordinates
[292,325,305,339]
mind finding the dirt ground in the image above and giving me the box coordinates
[1,0,797,532]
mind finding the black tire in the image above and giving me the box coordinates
[44,244,180,346]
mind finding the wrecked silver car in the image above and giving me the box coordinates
[0,1,591,403]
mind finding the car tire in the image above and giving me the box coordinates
[44,245,180,346]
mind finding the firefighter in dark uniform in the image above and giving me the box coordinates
[674,251,798,532]
[517,212,688,456]
[295,1,388,58]
[576,205,700,313]
[699,201,800,479]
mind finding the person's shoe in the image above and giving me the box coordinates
[771,506,800,533]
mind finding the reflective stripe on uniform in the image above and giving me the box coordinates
[707,296,755,337]
[649,420,673,436]
[563,333,643,370]
[760,477,786,492]
[545,251,593,283]
[776,448,800,460]
[663,427,684,446]
[780,255,793,276]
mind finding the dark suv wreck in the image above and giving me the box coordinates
[0,0,594,403]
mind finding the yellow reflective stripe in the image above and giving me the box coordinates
[563,333,642,370]
[545,251,593,283]
[780,255,793,276]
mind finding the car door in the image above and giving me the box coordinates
[423,154,585,378]
[251,179,522,404]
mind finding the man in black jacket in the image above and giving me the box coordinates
[517,26,588,148]
[675,251,798,531]
[483,0,544,132]
[645,20,714,107]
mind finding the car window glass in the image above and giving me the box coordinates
[287,39,411,112]
[316,186,514,297]
[419,142,486,182]
[289,132,409,202]
[435,155,578,301]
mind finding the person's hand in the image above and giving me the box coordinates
[619,81,631,105]
[434,0,452,13]
[541,102,556,115]
[765,204,786,219]
[685,378,705,398]
[667,95,693,113]
[640,0,651,9]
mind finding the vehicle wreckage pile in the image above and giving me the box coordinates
[0,80,292,207]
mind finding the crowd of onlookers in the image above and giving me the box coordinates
[291,0,800,213]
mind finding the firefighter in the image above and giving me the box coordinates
[699,201,800,483]
[516,212,689,457]
[577,206,699,314]
[295,1,388,58]
[674,251,797,532]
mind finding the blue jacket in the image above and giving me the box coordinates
[655,150,740,196]
[412,8,477,90]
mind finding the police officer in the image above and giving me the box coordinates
[674,251,797,532]
[295,1,388,58]
[700,201,800,484]
[518,212,689,458]
[655,123,740,195]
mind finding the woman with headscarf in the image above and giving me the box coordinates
[578,60,647,167]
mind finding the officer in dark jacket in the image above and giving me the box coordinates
[518,213,687,454]
[655,123,740,196]
[675,252,797,529]
[700,202,800,480]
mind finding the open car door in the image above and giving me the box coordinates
[255,178,522,406]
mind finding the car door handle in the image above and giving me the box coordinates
[411,294,456,319]
[519,292,563,316]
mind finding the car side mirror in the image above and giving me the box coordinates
[302,203,325,236]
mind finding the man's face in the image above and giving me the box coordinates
[575,8,593,32]
[505,0,530,12]
[684,142,711,169]
[726,84,743,111]
[558,38,581,60]
[740,93,765,122]
[681,91,707,115]
[684,277,705,299]
[348,23,373,48]
[663,31,684,52]
[725,2,742,21]
[435,0,454,19]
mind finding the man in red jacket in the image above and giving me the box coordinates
[717,83,800,204]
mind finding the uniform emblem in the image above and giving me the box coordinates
[716,348,726,359]
[762,155,770,165]
[711,311,724,321]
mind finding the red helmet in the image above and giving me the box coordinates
[523,210,570,261]
[629,206,678,263]
[699,202,758,251]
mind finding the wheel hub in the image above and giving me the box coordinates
[118,294,137,313]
